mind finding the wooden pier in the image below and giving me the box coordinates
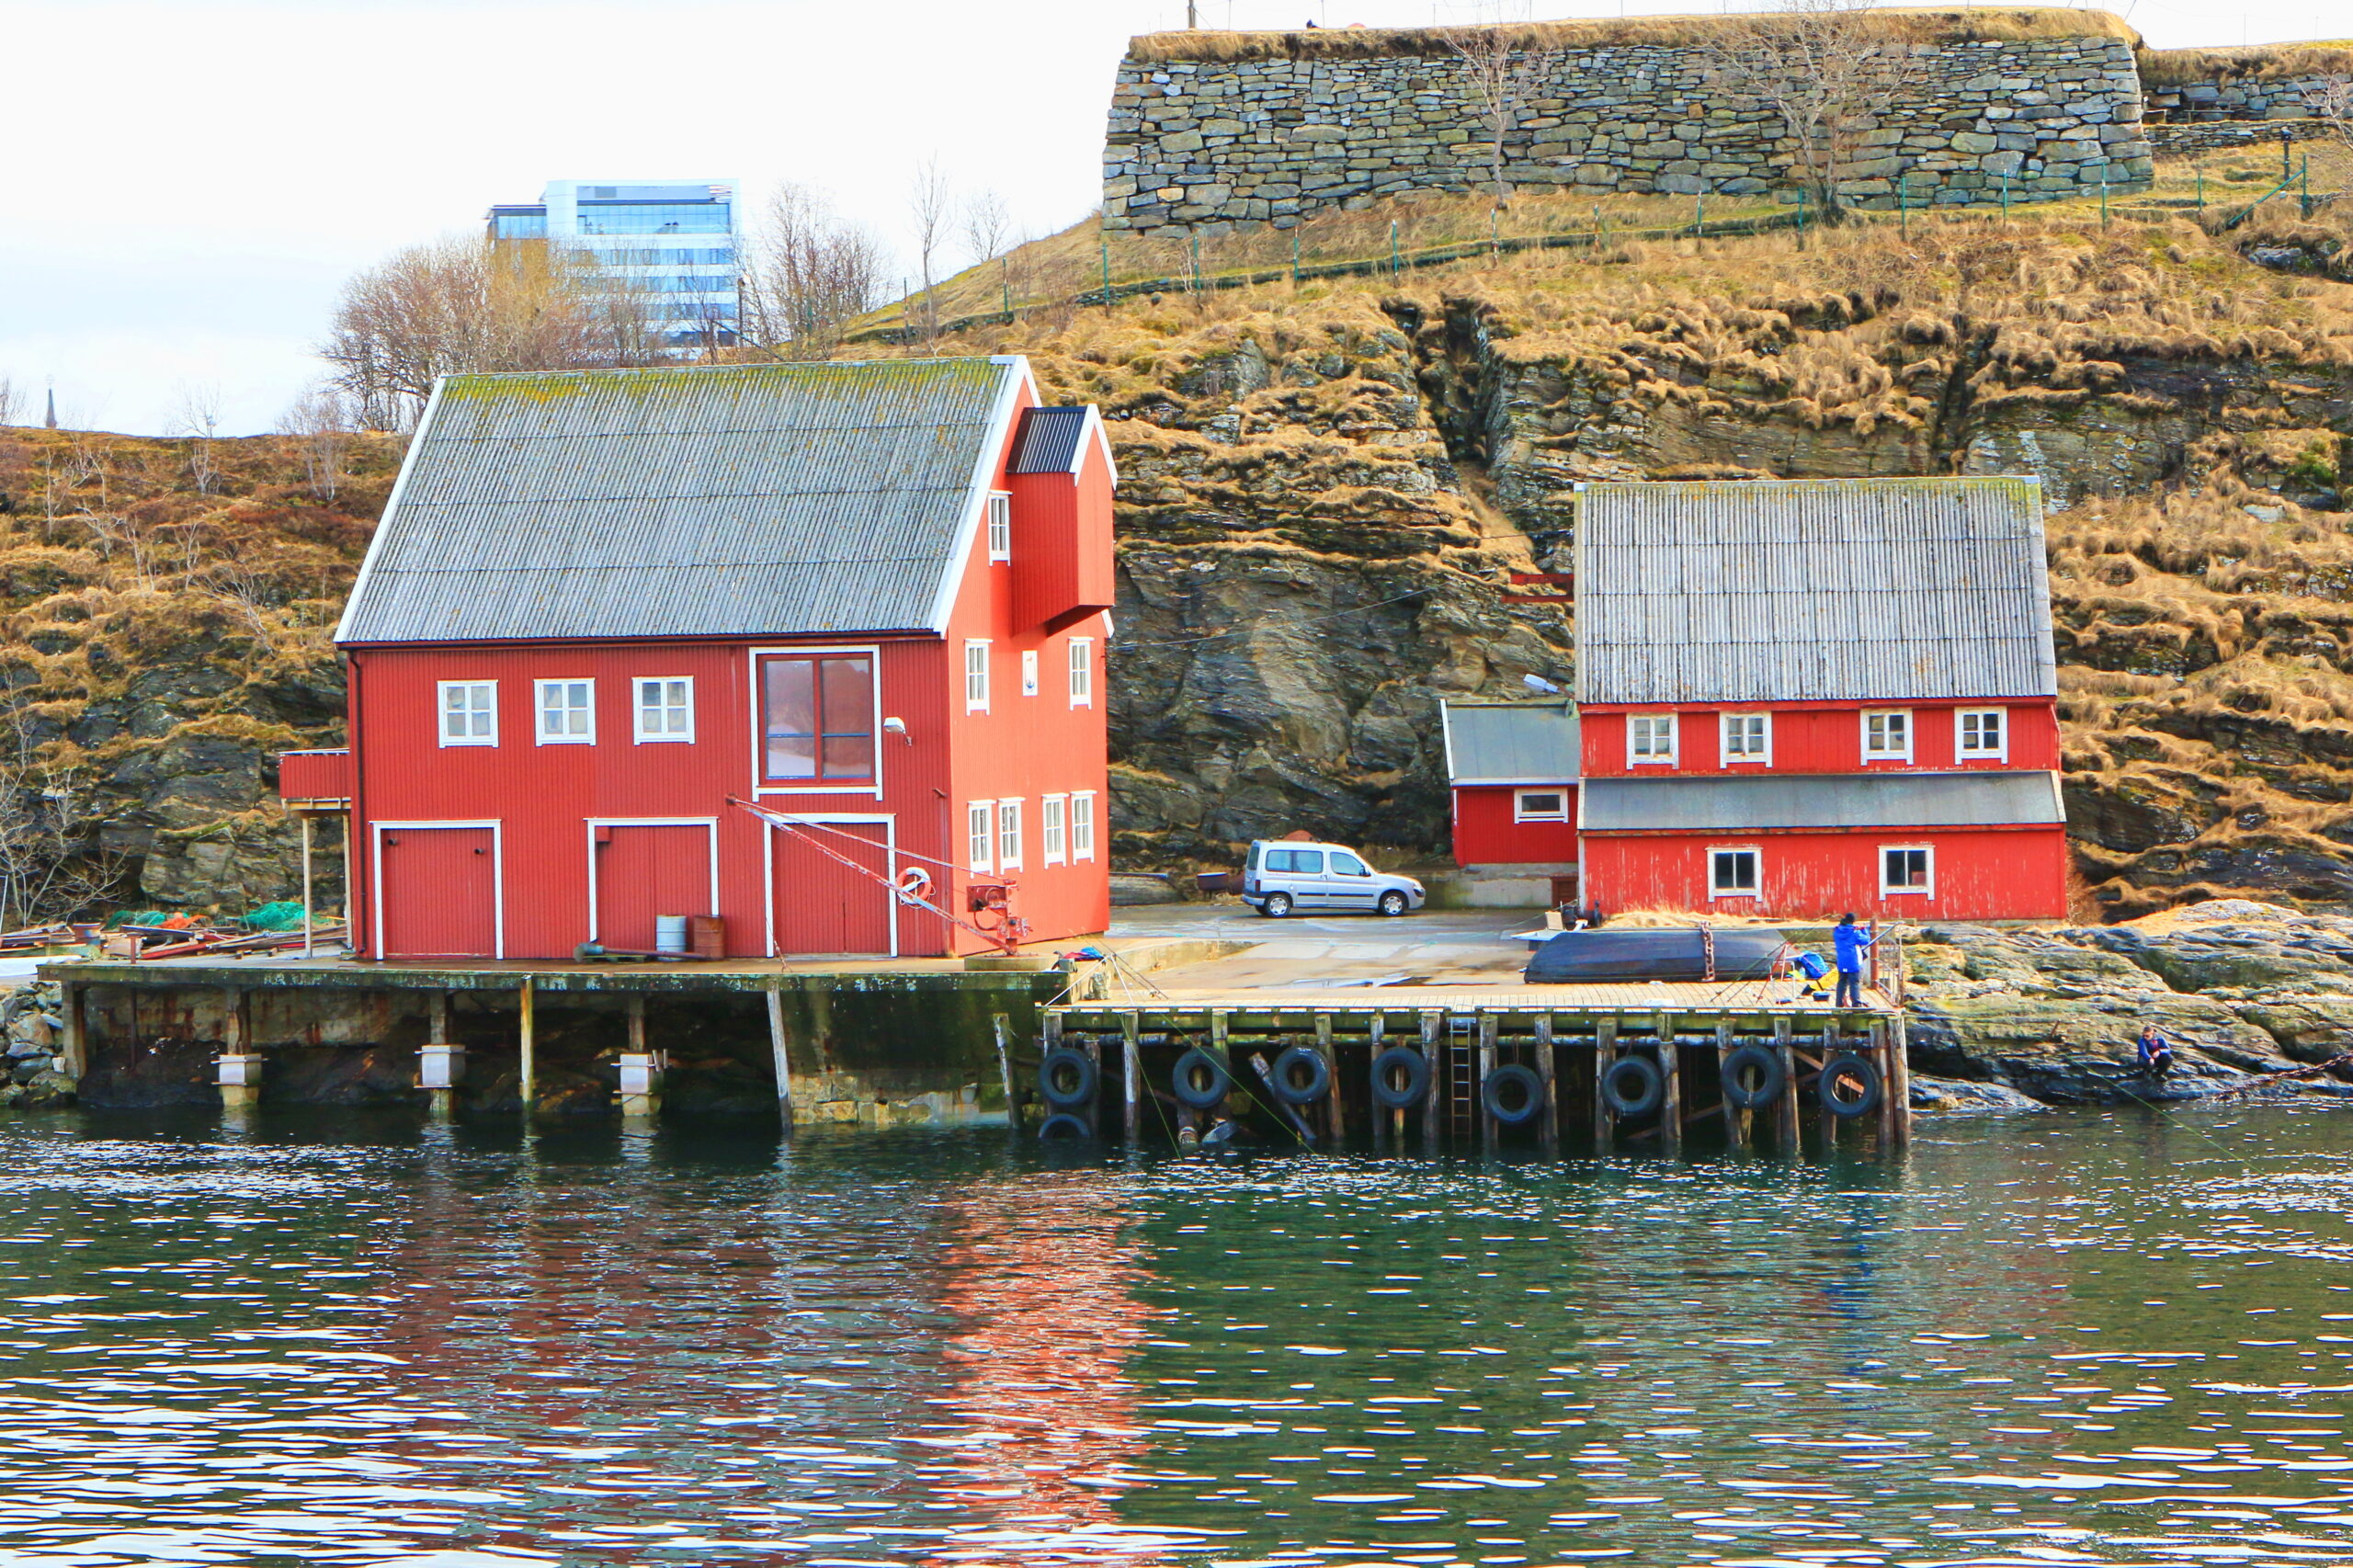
[1035,983,1910,1155]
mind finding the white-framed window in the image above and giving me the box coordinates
[535,679,594,744]
[1021,649,1040,698]
[1628,712,1677,767]
[633,676,693,743]
[1068,638,1094,708]
[1957,708,2007,761]
[968,801,995,873]
[1514,788,1569,823]
[1070,791,1097,861]
[1709,845,1761,899]
[1882,844,1934,896]
[1041,794,1067,865]
[1862,709,1912,762]
[438,681,497,746]
[964,641,991,713]
[986,493,1011,562]
[1721,711,1771,766]
[997,799,1024,871]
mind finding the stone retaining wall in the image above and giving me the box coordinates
[2147,118,2336,154]
[2144,74,2339,122]
[1104,34,2155,233]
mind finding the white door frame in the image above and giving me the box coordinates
[373,820,504,960]
[762,812,898,960]
[584,817,721,944]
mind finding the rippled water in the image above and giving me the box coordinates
[3,1106,2351,1566]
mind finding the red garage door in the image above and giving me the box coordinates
[381,826,496,958]
[771,821,892,957]
[595,824,713,951]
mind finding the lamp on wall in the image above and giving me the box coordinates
[882,716,911,744]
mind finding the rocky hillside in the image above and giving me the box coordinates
[0,426,397,916]
[6,194,2352,920]
[917,198,2353,915]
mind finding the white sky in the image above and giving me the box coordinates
[6,0,2336,436]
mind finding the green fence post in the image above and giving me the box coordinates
[2281,130,2293,183]
[2099,162,2109,228]
[2302,153,2312,217]
[1898,174,1907,239]
[2196,165,2204,215]
[2001,169,2010,222]
[1100,235,1111,307]
[1291,226,1301,286]
[1391,219,1400,278]
[1797,185,1808,240]
[1491,207,1500,257]
[1189,229,1201,296]
[1002,257,1012,317]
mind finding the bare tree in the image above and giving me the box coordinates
[742,185,887,360]
[278,383,354,502]
[2308,75,2353,153]
[172,381,223,494]
[321,233,665,432]
[962,188,1014,267]
[1439,23,1564,210]
[0,377,19,428]
[1694,0,1894,222]
[908,156,957,343]
[0,701,127,929]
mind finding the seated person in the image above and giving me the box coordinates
[2136,1023,2174,1077]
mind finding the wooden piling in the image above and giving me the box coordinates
[1658,1013,1682,1155]
[1888,1013,1914,1145]
[517,977,537,1119]
[1594,1017,1617,1153]
[1716,1017,1749,1150]
[1418,1010,1442,1147]
[1369,1014,1390,1152]
[1771,1014,1799,1155]
[992,1013,1016,1128]
[1534,1014,1559,1154]
[1315,1013,1343,1145]
[1819,1025,1841,1148]
[1870,1018,1895,1149]
[1476,1012,1498,1153]
[1080,1027,1102,1139]
[767,988,794,1124]
[1121,1014,1143,1146]
[58,983,85,1080]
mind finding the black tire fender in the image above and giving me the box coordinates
[1269,1043,1331,1105]
[1038,1046,1097,1109]
[1482,1062,1544,1126]
[1037,1112,1092,1142]
[1601,1053,1665,1119]
[1370,1046,1430,1109]
[1171,1048,1233,1110]
[1720,1043,1787,1110]
[1820,1052,1883,1119]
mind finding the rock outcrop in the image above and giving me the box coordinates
[1901,900,2353,1102]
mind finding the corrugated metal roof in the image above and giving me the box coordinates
[337,358,1019,645]
[1580,770,2065,833]
[1441,700,1580,783]
[1010,406,1089,474]
[1574,478,2057,705]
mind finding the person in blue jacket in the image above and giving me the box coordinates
[1832,913,1876,1008]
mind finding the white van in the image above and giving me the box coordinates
[1240,840,1426,918]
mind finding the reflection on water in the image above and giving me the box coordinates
[0,1106,2349,1564]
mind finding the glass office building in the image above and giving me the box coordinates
[487,179,741,350]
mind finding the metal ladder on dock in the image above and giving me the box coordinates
[1447,1017,1476,1142]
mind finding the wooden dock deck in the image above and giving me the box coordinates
[1035,979,1909,1157]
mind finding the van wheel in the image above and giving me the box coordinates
[1378,890,1410,917]
[1262,892,1294,918]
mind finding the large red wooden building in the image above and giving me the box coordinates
[1444,477,2069,921]
[280,357,1118,960]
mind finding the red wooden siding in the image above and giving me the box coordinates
[279,749,353,803]
[1580,699,2062,778]
[594,824,714,951]
[770,821,895,957]
[1010,440,1117,634]
[1581,825,2068,921]
[1452,785,1580,866]
[380,825,497,957]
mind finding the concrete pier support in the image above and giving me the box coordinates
[620,995,663,1120]
[217,989,259,1108]
[421,992,463,1119]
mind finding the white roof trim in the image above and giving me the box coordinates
[334,378,447,645]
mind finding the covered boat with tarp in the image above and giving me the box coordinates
[1524,926,1787,984]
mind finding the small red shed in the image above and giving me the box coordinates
[292,357,1118,960]
[1439,698,1581,903]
